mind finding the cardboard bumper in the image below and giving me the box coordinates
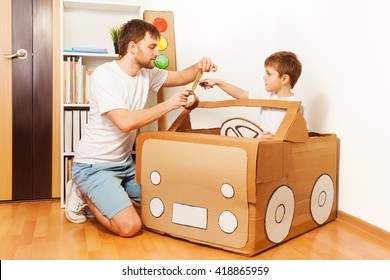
[136,99,338,256]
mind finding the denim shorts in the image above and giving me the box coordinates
[72,157,140,220]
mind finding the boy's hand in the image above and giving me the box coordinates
[261,131,274,139]
[199,79,217,89]
[199,81,213,89]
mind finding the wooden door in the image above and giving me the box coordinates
[0,0,54,201]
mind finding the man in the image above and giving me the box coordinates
[65,19,218,237]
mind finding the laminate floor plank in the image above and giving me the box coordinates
[0,200,389,260]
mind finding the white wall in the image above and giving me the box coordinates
[143,0,390,232]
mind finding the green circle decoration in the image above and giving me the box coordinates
[155,54,169,69]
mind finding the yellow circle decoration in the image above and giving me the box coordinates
[157,36,168,51]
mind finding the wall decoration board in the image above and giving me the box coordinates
[144,11,177,130]
[144,11,177,71]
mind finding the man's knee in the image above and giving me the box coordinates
[114,210,142,237]
[117,217,142,237]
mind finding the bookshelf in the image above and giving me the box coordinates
[60,0,143,207]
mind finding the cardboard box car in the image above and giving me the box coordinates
[135,99,338,256]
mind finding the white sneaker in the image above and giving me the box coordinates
[65,180,87,223]
[85,206,95,219]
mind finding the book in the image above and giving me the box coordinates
[64,111,73,153]
[64,156,73,184]
[76,57,84,104]
[72,110,80,152]
[65,56,71,104]
[85,69,94,104]
[71,58,74,103]
[64,56,92,105]
[64,47,108,54]
[64,156,74,203]
[80,110,88,138]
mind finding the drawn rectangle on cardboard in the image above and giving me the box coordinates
[172,202,207,229]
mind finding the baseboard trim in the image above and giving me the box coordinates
[337,210,390,244]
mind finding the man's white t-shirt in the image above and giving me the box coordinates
[74,61,168,164]
[248,91,299,135]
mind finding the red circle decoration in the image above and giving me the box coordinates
[153,17,168,33]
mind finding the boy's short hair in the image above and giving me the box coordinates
[118,19,161,57]
[264,51,302,89]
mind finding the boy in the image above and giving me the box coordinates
[200,51,302,139]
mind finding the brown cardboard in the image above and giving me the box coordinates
[136,99,338,256]
[143,11,177,71]
[140,139,249,248]
[143,11,177,130]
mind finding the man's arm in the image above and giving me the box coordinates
[105,90,189,133]
[163,57,218,87]
[106,57,217,133]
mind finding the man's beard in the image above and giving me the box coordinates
[135,52,156,69]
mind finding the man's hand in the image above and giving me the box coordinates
[197,57,218,73]
[163,57,218,87]
[165,90,190,110]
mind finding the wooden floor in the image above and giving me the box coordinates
[0,200,389,260]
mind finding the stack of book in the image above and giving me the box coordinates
[63,109,89,154]
[63,108,88,185]
[63,56,93,104]
[64,157,73,186]
[64,47,109,54]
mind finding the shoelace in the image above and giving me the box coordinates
[72,197,87,213]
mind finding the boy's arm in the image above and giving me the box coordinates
[200,78,249,99]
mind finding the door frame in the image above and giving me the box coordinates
[52,0,61,199]
[0,0,13,200]
[0,0,61,200]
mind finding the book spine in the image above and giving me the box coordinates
[65,57,71,104]
[72,110,80,152]
[64,111,73,153]
[76,57,84,104]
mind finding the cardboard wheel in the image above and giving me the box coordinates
[310,174,334,225]
[265,185,295,243]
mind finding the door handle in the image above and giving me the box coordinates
[4,49,28,60]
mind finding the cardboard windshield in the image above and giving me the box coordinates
[168,99,309,143]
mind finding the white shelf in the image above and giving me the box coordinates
[63,52,119,59]
[63,0,141,12]
[63,104,90,108]
[60,0,142,208]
